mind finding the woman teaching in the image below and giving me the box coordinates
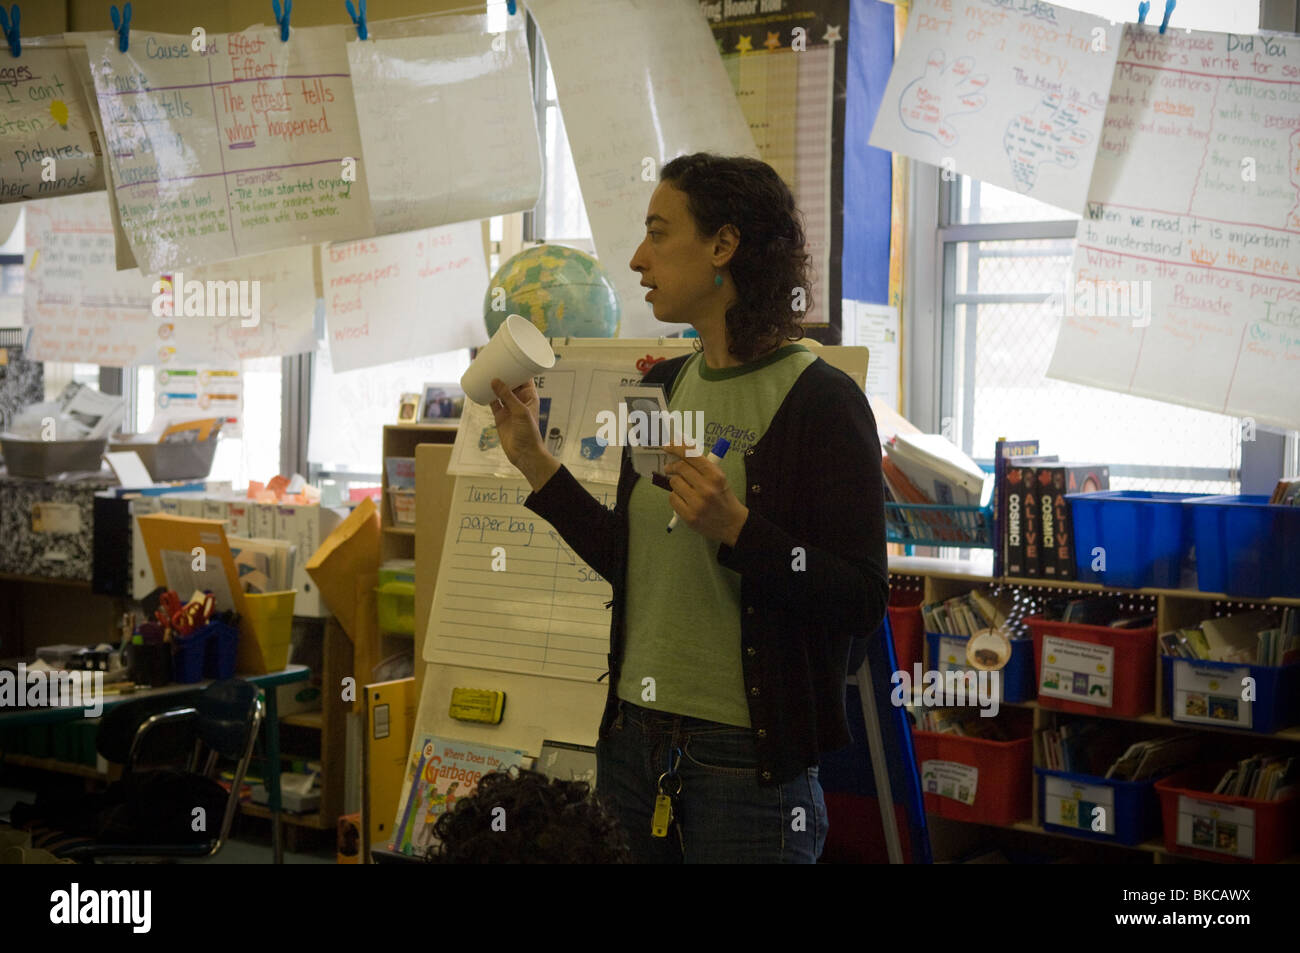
[488,153,889,863]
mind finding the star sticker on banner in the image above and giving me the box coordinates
[764,31,781,51]
[823,24,841,44]
[735,34,753,54]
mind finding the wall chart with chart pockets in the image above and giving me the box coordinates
[870,0,1121,215]
[1046,26,1300,431]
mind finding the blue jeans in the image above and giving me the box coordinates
[595,699,827,863]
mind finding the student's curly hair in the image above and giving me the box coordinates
[660,152,811,364]
[422,768,631,864]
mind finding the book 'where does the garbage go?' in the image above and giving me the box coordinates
[390,736,530,856]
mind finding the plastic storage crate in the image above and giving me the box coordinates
[887,589,925,671]
[1025,615,1157,717]
[1035,767,1163,846]
[108,437,218,481]
[926,630,1035,703]
[376,580,416,635]
[0,436,106,478]
[884,503,994,548]
[1188,494,1300,599]
[1155,765,1299,863]
[911,709,1033,825]
[1161,656,1300,734]
[1066,491,1204,589]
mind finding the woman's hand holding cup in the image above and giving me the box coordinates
[490,377,560,491]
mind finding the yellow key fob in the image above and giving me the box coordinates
[650,793,674,838]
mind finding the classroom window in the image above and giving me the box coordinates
[937,0,1264,494]
[134,358,282,489]
[532,37,592,248]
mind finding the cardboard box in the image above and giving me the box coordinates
[275,503,346,618]
[306,497,380,642]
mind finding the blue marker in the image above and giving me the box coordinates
[666,438,731,533]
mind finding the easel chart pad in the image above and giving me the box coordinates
[425,476,613,681]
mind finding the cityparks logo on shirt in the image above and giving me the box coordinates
[151,272,261,328]
[50,884,151,933]
[0,664,103,718]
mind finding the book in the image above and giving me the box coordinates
[1201,610,1277,663]
[993,439,1039,578]
[1004,455,1057,577]
[1270,477,1300,505]
[536,740,597,787]
[887,433,989,508]
[1039,464,1111,580]
[390,736,530,856]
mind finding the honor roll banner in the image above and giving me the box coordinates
[88,26,373,274]
[1046,27,1300,431]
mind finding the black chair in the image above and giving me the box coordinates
[57,679,264,862]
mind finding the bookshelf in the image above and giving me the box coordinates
[889,554,1300,864]
[380,423,458,565]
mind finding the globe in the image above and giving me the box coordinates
[484,244,621,339]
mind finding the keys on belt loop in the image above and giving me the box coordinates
[650,744,683,839]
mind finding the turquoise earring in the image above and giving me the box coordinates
[714,272,723,287]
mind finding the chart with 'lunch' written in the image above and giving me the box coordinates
[424,476,615,682]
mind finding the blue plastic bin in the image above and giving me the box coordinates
[1067,491,1205,589]
[1035,767,1163,845]
[925,631,1035,703]
[173,630,206,684]
[1162,656,1300,734]
[1188,494,1300,599]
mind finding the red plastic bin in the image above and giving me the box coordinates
[911,709,1033,825]
[887,589,925,672]
[1154,765,1299,864]
[1025,615,1157,717]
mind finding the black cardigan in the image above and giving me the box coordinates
[523,351,890,784]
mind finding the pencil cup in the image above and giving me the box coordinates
[460,314,556,405]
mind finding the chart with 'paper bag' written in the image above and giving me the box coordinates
[88,26,373,273]
[1047,26,1300,431]
[870,0,1120,215]
[425,476,614,682]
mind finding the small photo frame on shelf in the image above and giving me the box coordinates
[397,393,421,424]
[420,383,465,423]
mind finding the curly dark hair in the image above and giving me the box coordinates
[422,768,631,864]
[659,152,811,364]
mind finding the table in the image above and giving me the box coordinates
[0,664,309,864]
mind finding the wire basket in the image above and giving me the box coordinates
[885,502,994,548]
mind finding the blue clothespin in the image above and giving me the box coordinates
[345,0,367,41]
[1158,0,1175,34]
[273,0,291,42]
[110,2,132,53]
[1137,2,1149,24]
[507,0,517,14]
[0,6,20,58]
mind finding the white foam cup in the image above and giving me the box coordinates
[461,314,557,405]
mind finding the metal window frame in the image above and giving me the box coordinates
[916,166,1252,488]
